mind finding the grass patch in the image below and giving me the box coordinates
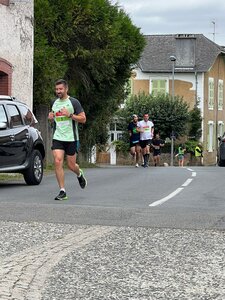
[44,161,98,172]
[0,162,98,181]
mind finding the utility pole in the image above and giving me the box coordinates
[170,55,176,166]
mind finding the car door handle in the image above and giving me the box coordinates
[10,135,15,141]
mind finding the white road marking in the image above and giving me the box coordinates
[149,168,197,207]
[149,187,183,207]
[182,178,193,186]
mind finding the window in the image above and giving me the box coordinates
[150,79,168,96]
[109,121,123,143]
[0,105,7,123]
[207,121,215,152]
[218,121,224,138]
[117,133,123,140]
[18,104,37,126]
[218,79,223,110]
[175,36,196,68]
[110,132,114,142]
[7,104,23,127]
[208,78,214,109]
[0,58,13,95]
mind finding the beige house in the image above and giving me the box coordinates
[0,0,33,108]
[131,34,225,165]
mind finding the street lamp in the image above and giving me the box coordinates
[170,55,176,101]
[170,55,176,166]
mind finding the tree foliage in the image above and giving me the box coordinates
[34,0,68,104]
[188,104,202,139]
[34,0,146,155]
[119,92,190,139]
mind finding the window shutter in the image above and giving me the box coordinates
[218,80,223,110]
[208,78,214,109]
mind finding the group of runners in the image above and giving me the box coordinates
[128,113,165,168]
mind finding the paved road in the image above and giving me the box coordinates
[0,166,225,229]
[0,166,225,299]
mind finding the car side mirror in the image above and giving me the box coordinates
[0,122,7,130]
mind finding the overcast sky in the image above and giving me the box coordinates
[112,0,225,46]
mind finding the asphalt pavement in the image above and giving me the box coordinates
[1,166,225,299]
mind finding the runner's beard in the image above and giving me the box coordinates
[57,93,64,99]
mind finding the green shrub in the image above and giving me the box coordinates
[112,140,130,155]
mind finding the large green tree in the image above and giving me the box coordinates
[34,0,146,155]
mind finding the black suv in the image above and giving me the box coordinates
[0,95,45,185]
[217,133,225,166]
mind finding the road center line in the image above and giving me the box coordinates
[149,168,196,207]
[182,178,193,186]
[149,187,183,207]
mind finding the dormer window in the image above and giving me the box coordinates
[175,36,196,68]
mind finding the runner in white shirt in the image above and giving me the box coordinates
[137,113,154,167]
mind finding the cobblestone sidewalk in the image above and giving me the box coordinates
[0,221,225,300]
[0,222,113,300]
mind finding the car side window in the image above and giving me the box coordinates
[7,104,23,127]
[18,104,37,126]
[0,105,7,123]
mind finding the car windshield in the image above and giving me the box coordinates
[0,104,7,123]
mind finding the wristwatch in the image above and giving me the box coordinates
[69,113,73,118]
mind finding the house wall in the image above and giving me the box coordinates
[132,70,201,110]
[171,79,195,109]
[132,79,149,94]
[203,55,225,165]
[0,1,34,108]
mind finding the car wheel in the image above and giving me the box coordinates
[23,150,43,185]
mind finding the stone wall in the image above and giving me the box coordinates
[96,151,204,167]
[0,0,34,108]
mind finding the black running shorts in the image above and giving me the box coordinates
[51,139,80,155]
[139,139,152,149]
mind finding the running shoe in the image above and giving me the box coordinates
[135,163,139,168]
[54,190,68,201]
[77,169,87,189]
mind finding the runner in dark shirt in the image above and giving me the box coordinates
[152,133,164,166]
[128,114,141,167]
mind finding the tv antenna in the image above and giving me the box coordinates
[212,20,216,42]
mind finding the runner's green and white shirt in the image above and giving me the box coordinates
[51,96,84,142]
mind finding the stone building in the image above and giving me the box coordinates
[0,0,33,108]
